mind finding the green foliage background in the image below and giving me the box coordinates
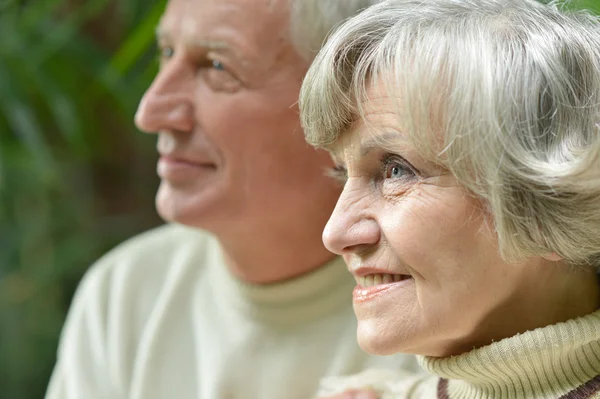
[0,0,599,399]
[0,0,165,397]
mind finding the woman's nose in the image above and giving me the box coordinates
[322,187,380,255]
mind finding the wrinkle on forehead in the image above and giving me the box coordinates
[328,77,438,161]
[188,39,228,50]
[158,0,296,74]
[155,27,228,51]
[327,114,409,164]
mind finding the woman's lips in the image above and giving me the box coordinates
[352,272,413,303]
[356,273,407,286]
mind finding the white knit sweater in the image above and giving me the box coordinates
[318,310,600,398]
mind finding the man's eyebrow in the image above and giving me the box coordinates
[188,39,229,51]
[156,28,231,56]
[154,28,230,53]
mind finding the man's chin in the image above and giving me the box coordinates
[155,181,226,228]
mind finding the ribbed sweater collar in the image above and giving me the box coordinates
[206,235,355,325]
[420,310,600,398]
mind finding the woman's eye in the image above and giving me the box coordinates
[386,163,403,179]
[382,155,414,180]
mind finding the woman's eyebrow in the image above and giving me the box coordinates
[359,132,402,156]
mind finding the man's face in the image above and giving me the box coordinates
[135,0,340,232]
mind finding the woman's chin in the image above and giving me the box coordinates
[356,321,406,356]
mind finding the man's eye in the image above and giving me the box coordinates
[160,46,174,59]
[201,60,241,92]
[211,59,225,71]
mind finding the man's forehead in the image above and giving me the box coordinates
[156,25,228,50]
[158,0,287,33]
[157,0,292,62]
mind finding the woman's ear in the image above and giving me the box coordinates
[542,252,562,262]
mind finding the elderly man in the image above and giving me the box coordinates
[45,0,419,398]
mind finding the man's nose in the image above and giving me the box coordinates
[134,60,195,134]
[322,186,380,256]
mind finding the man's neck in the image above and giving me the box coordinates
[214,223,337,285]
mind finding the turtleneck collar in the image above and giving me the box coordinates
[206,235,356,325]
[420,310,600,398]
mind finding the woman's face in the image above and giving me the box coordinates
[323,88,564,357]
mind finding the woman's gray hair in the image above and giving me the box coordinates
[299,0,600,268]
[289,0,382,61]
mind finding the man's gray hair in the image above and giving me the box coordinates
[289,0,383,61]
[300,0,600,268]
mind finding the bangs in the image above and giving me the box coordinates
[298,0,485,168]
[300,0,600,267]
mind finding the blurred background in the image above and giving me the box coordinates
[0,0,165,397]
[1,0,600,398]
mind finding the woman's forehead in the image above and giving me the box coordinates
[326,78,420,161]
[328,123,408,163]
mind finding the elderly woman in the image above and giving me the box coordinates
[299,0,600,397]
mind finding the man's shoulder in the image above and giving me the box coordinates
[96,223,212,270]
[104,223,210,259]
[81,223,215,304]
[54,224,218,383]
[67,224,216,338]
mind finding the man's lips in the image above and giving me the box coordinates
[159,154,217,168]
[157,155,217,181]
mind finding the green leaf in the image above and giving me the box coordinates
[0,65,57,175]
[109,0,165,75]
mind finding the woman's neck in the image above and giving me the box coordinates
[436,264,600,358]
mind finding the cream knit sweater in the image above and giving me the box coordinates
[46,224,419,399]
[319,310,600,398]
